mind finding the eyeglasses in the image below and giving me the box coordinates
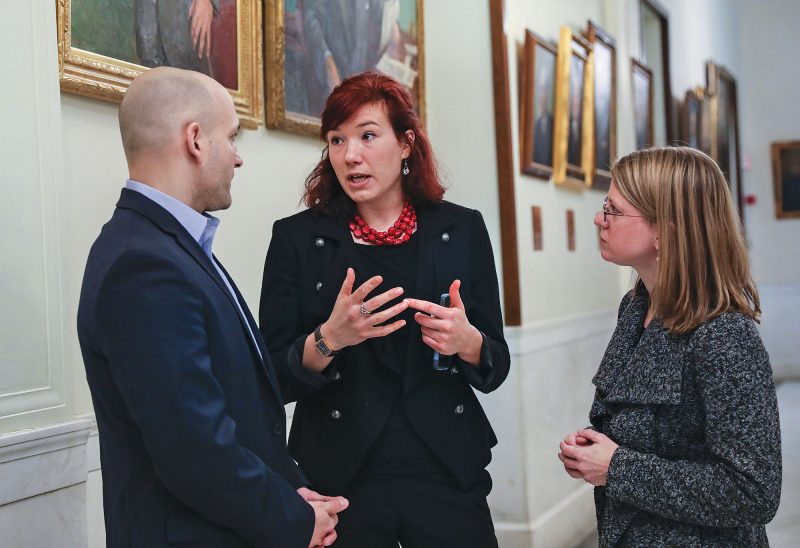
[601,198,644,224]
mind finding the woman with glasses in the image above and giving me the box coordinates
[558,147,781,546]
[259,72,508,547]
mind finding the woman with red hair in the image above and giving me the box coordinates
[259,72,509,547]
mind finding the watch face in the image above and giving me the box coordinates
[315,339,332,357]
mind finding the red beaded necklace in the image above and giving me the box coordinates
[349,201,417,246]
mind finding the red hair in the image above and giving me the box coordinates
[303,72,444,217]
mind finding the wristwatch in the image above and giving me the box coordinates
[313,325,339,358]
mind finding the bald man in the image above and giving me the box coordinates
[77,67,347,548]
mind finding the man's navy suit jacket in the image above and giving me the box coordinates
[77,189,314,548]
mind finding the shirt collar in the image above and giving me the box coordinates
[125,179,220,258]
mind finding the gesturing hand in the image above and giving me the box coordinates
[188,0,214,59]
[557,428,619,486]
[321,268,408,351]
[404,279,483,365]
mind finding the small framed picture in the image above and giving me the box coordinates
[631,58,653,150]
[585,21,617,191]
[681,88,701,150]
[553,26,591,190]
[520,31,557,179]
[770,141,800,219]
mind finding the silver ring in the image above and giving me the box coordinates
[358,303,371,316]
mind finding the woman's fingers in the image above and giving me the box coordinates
[362,286,404,313]
[403,297,449,318]
[413,312,448,330]
[336,268,356,299]
[351,275,384,303]
[369,319,407,338]
[366,300,409,327]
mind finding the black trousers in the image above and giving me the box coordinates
[333,471,499,548]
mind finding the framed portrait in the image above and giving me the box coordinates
[520,31,557,180]
[57,0,264,129]
[631,59,653,150]
[707,62,743,223]
[681,88,701,149]
[697,87,713,156]
[266,0,425,135]
[553,26,592,190]
[585,21,616,191]
[639,0,674,144]
[771,141,800,219]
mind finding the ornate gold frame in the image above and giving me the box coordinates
[552,26,593,190]
[56,0,264,129]
[264,0,426,136]
[584,20,616,191]
[519,30,557,180]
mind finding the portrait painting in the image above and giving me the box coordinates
[698,88,713,156]
[58,0,263,127]
[520,31,557,179]
[771,141,800,219]
[681,88,701,149]
[707,62,743,223]
[552,27,591,189]
[267,0,425,135]
[585,21,616,190]
[631,59,653,150]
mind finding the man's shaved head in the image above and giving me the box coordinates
[119,67,226,161]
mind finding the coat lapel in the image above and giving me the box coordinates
[404,204,456,393]
[593,286,684,407]
[116,190,277,393]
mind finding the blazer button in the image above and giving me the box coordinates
[315,281,323,291]
[441,232,450,243]
[450,366,459,375]
[454,404,464,415]
[333,371,342,381]
[272,422,283,435]
[331,409,342,420]
[315,237,325,248]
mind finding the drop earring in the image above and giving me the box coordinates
[402,158,410,176]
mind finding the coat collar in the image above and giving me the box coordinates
[592,286,685,406]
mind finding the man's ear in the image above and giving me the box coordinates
[185,122,203,162]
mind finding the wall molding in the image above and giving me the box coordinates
[505,307,618,356]
[0,420,92,506]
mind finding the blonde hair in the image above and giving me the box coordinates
[611,146,760,334]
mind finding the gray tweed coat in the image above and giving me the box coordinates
[590,286,782,547]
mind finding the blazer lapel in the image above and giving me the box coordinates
[307,214,358,324]
[215,258,283,404]
[404,204,456,393]
[116,190,278,392]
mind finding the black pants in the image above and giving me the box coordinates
[333,471,498,548]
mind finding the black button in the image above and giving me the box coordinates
[272,422,283,435]
[331,409,342,420]
[454,404,464,415]
[333,371,342,381]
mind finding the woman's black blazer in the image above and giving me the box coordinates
[259,201,510,495]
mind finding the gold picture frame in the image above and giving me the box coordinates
[553,26,593,190]
[584,21,616,191]
[57,0,264,129]
[265,0,426,136]
[519,30,557,180]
